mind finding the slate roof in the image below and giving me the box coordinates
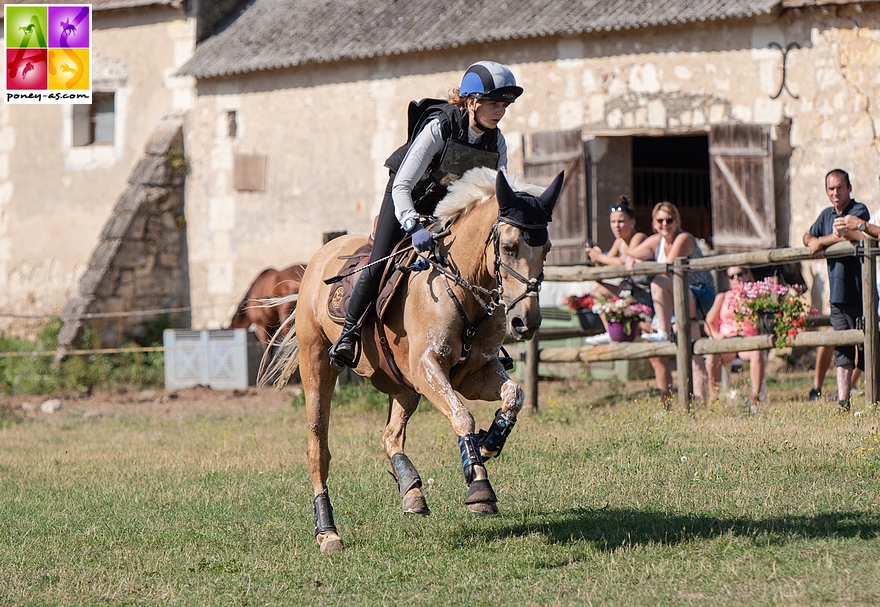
[178,0,782,79]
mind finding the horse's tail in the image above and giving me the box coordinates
[257,307,300,390]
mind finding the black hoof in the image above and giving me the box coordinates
[464,478,497,505]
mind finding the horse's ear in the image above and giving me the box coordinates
[495,169,518,213]
[536,171,564,217]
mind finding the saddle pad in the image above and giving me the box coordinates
[327,239,416,324]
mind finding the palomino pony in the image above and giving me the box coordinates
[230,264,307,345]
[263,168,562,554]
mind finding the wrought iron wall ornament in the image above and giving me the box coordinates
[769,42,801,100]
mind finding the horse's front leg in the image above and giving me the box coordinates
[455,358,524,460]
[412,351,497,514]
[381,394,430,515]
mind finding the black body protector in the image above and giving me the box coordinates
[384,99,500,215]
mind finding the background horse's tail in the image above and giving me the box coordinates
[257,304,300,390]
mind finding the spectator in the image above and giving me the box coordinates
[704,266,766,407]
[810,345,861,401]
[803,169,870,412]
[625,201,716,403]
[585,195,651,345]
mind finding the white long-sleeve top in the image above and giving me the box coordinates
[392,117,508,226]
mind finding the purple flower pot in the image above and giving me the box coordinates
[608,320,637,342]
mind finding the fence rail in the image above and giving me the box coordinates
[527,238,879,411]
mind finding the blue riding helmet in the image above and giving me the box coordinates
[459,61,523,103]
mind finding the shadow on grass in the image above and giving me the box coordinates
[471,507,880,552]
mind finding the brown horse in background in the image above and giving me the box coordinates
[230,264,307,345]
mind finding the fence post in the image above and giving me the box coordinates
[525,337,540,411]
[862,236,879,406]
[673,258,693,411]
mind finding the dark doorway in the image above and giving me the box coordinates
[632,135,712,242]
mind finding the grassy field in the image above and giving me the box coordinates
[1,371,878,606]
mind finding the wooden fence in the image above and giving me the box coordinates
[524,237,880,411]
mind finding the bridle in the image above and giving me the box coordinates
[488,219,545,310]
[416,217,545,319]
[406,218,545,366]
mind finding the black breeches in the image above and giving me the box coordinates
[367,174,406,274]
[344,174,406,325]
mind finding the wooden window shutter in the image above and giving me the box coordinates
[709,125,775,251]
[234,153,267,192]
[523,129,587,265]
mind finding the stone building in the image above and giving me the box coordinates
[0,0,248,345]
[3,0,880,344]
[177,0,880,329]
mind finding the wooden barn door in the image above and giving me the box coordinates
[709,124,776,251]
[523,129,587,265]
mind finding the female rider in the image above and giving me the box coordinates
[329,61,523,369]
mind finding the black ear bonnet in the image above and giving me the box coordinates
[495,170,564,246]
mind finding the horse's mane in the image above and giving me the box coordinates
[433,168,545,225]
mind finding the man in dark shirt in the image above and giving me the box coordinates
[803,169,870,412]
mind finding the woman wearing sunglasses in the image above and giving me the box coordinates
[704,266,767,408]
[624,201,716,402]
[585,196,652,345]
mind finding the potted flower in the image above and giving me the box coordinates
[590,290,653,342]
[565,293,604,331]
[729,278,817,347]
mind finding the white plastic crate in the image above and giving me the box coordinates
[163,329,261,390]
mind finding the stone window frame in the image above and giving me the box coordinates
[61,76,129,170]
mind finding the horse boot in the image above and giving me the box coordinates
[459,433,497,514]
[328,270,379,370]
[389,452,430,515]
[313,491,343,554]
[477,408,517,459]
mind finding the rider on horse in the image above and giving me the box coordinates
[329,61,524,369]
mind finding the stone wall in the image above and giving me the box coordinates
[180,4,880,325]
[57,116,191,351]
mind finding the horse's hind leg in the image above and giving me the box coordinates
[382,394,430,515]
[301,339,344,554]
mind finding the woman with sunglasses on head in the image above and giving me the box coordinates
[624,201,716,403]
[704,266,767,408]
[584,195,652,345]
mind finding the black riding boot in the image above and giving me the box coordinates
[328,269,380,370]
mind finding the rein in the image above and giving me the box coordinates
[415,217,544,366]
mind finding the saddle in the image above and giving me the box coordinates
[327,238,417,324]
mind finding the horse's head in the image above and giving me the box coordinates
[493,170,563,340]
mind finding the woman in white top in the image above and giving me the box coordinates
[625,201,716,403]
